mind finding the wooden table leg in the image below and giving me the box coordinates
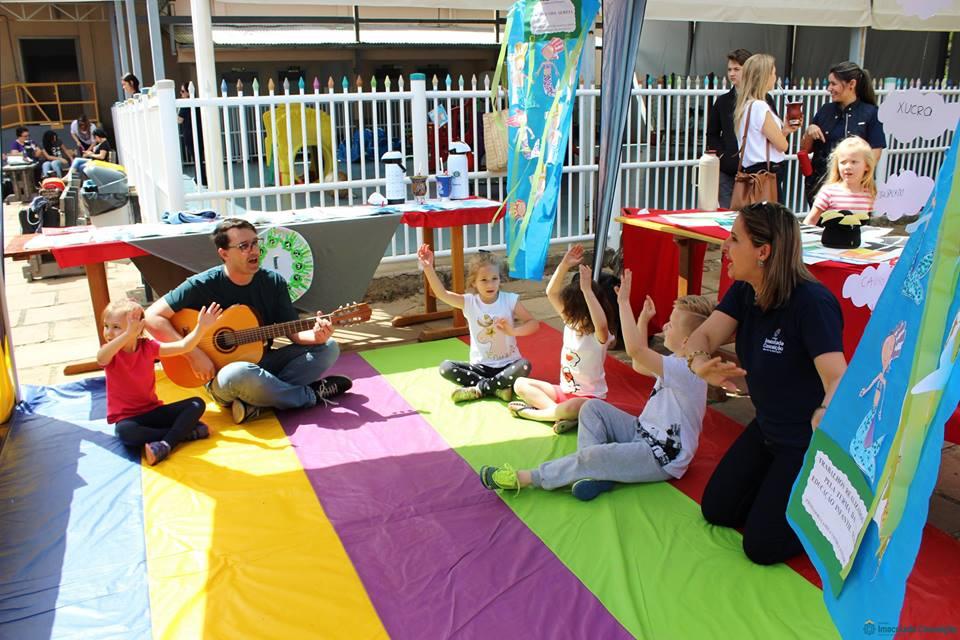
[677,238,690,297]
[419,224,469,342]
[62,261,109,375]
[392,226,454,327]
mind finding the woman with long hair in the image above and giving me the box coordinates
[803,61,886,206]
[38,130,71,178]
[121,72,141,96]
[685,201,847,565]
[733,54,799,202]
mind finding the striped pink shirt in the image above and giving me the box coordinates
[813,183,875,215]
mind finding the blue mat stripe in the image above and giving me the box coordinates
[0,379,151,639]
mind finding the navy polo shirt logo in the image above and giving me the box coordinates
[763,328,785,354]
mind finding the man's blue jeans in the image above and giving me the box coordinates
[208,340,339,410]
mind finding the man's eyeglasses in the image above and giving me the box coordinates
[228,239,261,252]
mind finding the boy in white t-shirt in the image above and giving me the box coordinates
[481,269,715,501]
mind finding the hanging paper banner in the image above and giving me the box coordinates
[504,0,599,280]
[787,120,960,636]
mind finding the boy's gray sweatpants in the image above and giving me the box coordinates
[532,399,672,490]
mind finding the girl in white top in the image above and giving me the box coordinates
[803,135,877,226]
[510,245,616,434]
[418,245,539,403]
[734,54,799,199]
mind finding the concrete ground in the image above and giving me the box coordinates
[3,199,959,541]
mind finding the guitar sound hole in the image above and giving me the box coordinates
[214,330,238,353]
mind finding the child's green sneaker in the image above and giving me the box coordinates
[571,478,615,501]
[493,387,514,402]
[451,386,483,403]
[479,463,521,495]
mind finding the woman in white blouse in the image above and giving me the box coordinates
[734,54,799,202]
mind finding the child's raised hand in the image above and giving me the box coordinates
[639,295,656,323]
[493,317,514,336]
[561,244,584,268]
[124,308,145,338]
[196,303,223,332]
[616,269,633,303]
[417,244,434,268]
[578,264,593,292]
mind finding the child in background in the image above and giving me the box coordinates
[98,299,222,465]
[509,245,616,434]
[418,245,539,402]
[802,135,877,226]
[480,269,713,500]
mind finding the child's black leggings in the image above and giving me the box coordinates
[114,397,206,448]
[700,419,807,565]
[439,359,532,395]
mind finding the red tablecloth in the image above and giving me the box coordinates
[400,199,503,229]
[619,207,960,443]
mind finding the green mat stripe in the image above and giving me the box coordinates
[361,340,836,639]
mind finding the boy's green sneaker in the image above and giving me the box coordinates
[493,387,514,402]
[571,478,615,501]
[479,463,521,495]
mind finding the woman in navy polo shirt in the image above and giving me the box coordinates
[804,61,886,206]
[685,202,847,565]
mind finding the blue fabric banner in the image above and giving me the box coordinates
[504,0,600,280]
[787,123,960,637]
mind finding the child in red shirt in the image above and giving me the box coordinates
[98,299,221,465]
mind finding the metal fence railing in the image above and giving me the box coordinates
[112,75,958,262]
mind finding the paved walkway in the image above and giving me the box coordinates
[2,200,959,540]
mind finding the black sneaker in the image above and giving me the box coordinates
[144,441,171,466]
[310,376,353,403]
[185,422,210,441]
[231,399,261,424]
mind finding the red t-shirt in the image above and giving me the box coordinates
[105,338,162,423]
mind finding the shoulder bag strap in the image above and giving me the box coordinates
[736,101,753,173]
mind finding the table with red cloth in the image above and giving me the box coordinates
[616,207,960,443]
[393,198,504,341]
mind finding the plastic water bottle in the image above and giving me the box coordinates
[698,151,720,211]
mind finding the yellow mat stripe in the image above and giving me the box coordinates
[142,376,388,640]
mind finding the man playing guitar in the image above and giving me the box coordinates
[145,218,352,424]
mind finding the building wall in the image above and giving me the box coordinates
[0,14,119,130]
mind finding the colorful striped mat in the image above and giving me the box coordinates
[1,331,957,638]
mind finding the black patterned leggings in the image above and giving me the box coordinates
[439,359,532,395]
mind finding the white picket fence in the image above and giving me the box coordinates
[113,76,958,262]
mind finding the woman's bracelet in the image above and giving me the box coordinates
[686,350,712,373]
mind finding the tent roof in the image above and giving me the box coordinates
[211,0,953,30]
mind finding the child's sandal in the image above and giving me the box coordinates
[508,401,536,420]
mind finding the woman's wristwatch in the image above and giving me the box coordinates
[686,350,711,373]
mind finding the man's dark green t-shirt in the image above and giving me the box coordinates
[164,265,297,327]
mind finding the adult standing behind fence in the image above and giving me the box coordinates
[706,49,777,209]
[734,54,798,203]
[802,62,886,207]
[121,73,140,97]
[177,83,206,185]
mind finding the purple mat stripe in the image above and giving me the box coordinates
[275,353,630,639]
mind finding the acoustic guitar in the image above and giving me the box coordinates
[160,302,371,388]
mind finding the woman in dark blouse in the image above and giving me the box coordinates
[685,201,847,565]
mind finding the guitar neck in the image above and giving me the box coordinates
[240,316,324,344]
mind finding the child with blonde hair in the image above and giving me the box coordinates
[98,298,221,465]
[508,245,616,434]
[803,135,877,226]
[418,245,539,402]
[480,269,714,500]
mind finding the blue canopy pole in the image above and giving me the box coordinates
[592,0,648,276]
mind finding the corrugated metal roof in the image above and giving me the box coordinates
[173,24,499,48]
